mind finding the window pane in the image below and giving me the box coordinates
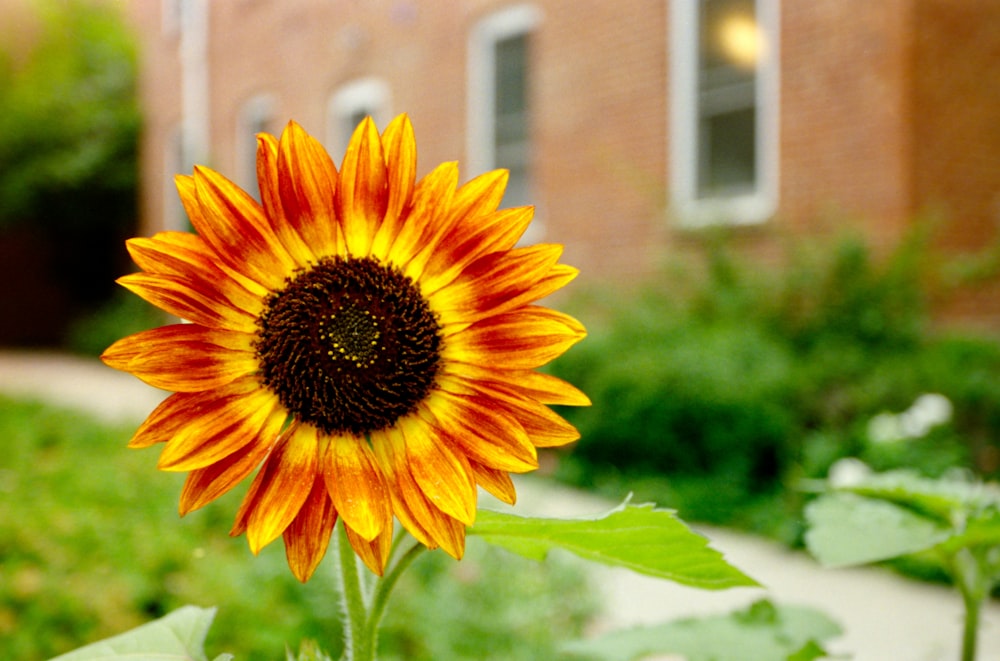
[696,0,758,198]
[494,32,530,208]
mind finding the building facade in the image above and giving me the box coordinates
[128,0,1000,323]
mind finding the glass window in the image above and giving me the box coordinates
[670,0,778,225]
[468,5,541,216]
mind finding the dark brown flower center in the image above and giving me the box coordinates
[254,255,442,436]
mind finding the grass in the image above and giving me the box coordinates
[0,395,596,660]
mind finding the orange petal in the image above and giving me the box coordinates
[188,167,296,290]
[117,272,258,333]
[322,433,392,541]
[397,415,477,526]
[257,132,319,265]
[156,377,285,471]
[179,434,274,514]
[127,390,195,448]
[276,121,342,259]
[371,428,467,559]
[394,162,460,279]
[469,460,517,505]
[443,306,587,370]
[126,232,268,305]
[370,115,417,259]
[429,244,576,325]
[445,366,591,407]
[237,423,320,554]
[336,117,388,256]
[420,205,533,297]
[283,472,339,582]
[102,324,257,392]
[419,389,538,472]
[439,374,581,448]
[344,522,393,576]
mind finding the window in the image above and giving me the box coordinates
[468,5,541,216]
[670,0,778,226]
[327,78,391,165]
[236,94,275,200]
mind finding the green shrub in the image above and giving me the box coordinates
[551,229,1000,538]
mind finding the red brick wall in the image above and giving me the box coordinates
[127,0,1000,319]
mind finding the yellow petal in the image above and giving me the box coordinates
[337,117,388,256]
[369,115,417,259]
[322,433,392,541]
[344,522,394,576]
[398,415,477,526]
[257,132,320,265]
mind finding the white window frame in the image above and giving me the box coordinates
[467,4,543,241]
[669,0,780,227]
[327,78,392,164]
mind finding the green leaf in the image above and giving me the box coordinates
[469,501,758,589]
[50,605,220,661]
[805,492,950,567]
[561,599,841,661]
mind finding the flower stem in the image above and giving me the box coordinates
[367,539,426,644]
[337,522,371,661]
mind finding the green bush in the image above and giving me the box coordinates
[551,229,1000,539]
[0,397,595,660]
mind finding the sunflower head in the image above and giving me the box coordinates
[103,114,589,581]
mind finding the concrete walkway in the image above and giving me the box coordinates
[2,350,999,661]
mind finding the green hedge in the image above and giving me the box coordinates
[551,231,1000,538]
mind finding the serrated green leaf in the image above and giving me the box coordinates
[561,599,841,661]
[805,492,950,567]
[469,501,758,589]
[50,605,219,661]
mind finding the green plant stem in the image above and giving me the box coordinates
[961,587,980,661]
[337,523,371,661]
[367,539,426,641]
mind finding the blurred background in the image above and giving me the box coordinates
[2,0,1000,659]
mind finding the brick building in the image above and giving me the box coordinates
[127,0,1000,323]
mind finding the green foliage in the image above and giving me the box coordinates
[805,469,1000,660]
[470,502,757,589]
[0,0,139,230]
[0,397,595,660]
[50,605,232,661]
[552,229,1000,539]
[561,599,841,661]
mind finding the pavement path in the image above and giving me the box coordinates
[2,350,1000,661]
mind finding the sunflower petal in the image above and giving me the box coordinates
[420,390,538,472]
[469,460,517,505]
[238,423,320,554]
[343,522,393,576]
[389,161,458,275]
[179,435,274,515]
[156,378,285,471]
[283,472,339,582]
[420,205,534,297]
[257,132,319,265]
[443,306,587,370]
[398,415,477,526]
[337,117,388,255]
[117,272,258,332]
[126,232,269,303]
[429,244,576,325]
[369,115,417,259]
[371,428,467,558]
[187,167,296,290]
[102,324,256,392]
[323,433,392,541]
[276,121,342,259]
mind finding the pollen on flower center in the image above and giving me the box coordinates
[254,255,442,436]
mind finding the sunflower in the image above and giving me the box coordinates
[102,115,588,581]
